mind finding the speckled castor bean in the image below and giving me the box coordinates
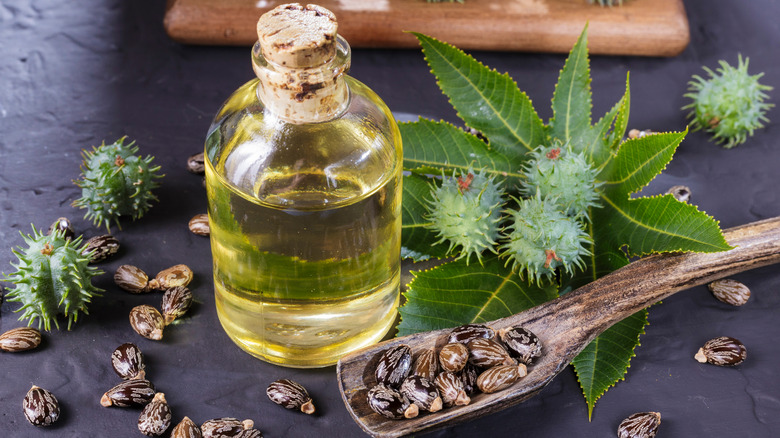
[151,264,193,290]
[82,235,120,262]
[47,217,74,240]
[434,371,470,407]
[171,416,202,438]
[447,323,495,345]
[111,342,145,380]
[439,342,469,373]
[115,265,151,293]
[161,286,194,325]
[130,305,165,341]
[366,385,418,420]
[201,418,254,438]
[101,379,156,408]
[266,379,315,414]
[694,336,747,366]
[0,327,42,352]
[617,411,661,438]
[400,375,442,412]
[498,326,543,365]
[138,392,171,436]
[460,363,479,396]
[375,344,412,388]
[411,347,438,381]
[189,214,210,236]
[708,279,751,306]
[467,338,515,368]
[476,364,527,394]
[665,185,691,203]
[187,152,205,174]
[23,386,60,427]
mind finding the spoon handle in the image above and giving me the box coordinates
[495,216,780,349]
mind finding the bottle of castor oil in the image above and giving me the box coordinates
[204,3,402,367]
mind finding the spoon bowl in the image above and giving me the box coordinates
[337,217,780,437]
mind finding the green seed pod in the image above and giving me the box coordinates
[425,168,504,264]
[520,143,601,219]
[73,137,163,230]
[500,195,591,284]
[684,55,773,148]
[3,225,103,331]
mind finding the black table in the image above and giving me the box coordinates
[1,1,779,436]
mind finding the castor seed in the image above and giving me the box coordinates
[187,152,205,174]
[267,379,315,414]
[617,411,661,438]
[151,264,194,290]
[448,323,495,345]
[138,392,171,436]
[23,386,60,427]
[665,185,691,203]
[115,265,151,293]
[101,379,156,408]
[476,364,527,394]
[130,305,165,340]
[439,342,469,372]
[367,385,418,420]
[161,286,194,325]
[461,363,479,395]
[82,234,120,263]
[695,336,747,366]
[0,327,42,352]
[189,214,210,236]
[467,338,515,368]
[47,217,74,240]
[412,347,438,381]
[375,344,412,388]
[201,417,253,438]
[235,429,263,438]
[434,371,470,407]
[499,326,543,365]
[171,416,202,438]
[400,375,442,412]
[111,342,146,380]
[708,279,751,306]
[628,129,655,139]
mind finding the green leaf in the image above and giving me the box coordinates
[400,118,525,186]
[549,25,593,149]
[571,309,648,420]
[397,255,558,337]
[576,73,630,168]
[401,173,450,261]
[412,32,547,155]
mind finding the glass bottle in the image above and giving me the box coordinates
[204,4,402,368]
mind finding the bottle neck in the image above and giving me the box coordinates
[252,35,351,124]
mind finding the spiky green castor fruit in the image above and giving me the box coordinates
[3,225,103,330]
[684,55,773,148]
[500,195,591,284]
[520,143,601,218]
[73,137,163,230]
[425,169,504,264]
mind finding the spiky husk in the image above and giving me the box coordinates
[684,55,773,148]
[3,225,103,330]
[520,143,601,218]
[500,195,591,284]
[73,137,163,230]
[425,169,504,264]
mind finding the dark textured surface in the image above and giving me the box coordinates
[0,1,778,437]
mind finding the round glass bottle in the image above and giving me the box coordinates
[204,4,402,368]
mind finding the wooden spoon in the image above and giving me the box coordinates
[337,217,780,437]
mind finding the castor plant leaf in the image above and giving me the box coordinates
[72,137,163,231]
[2,225,103,331]
[410,32,546,156]
[397,26,733,418]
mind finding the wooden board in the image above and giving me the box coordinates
[164,0,689,56]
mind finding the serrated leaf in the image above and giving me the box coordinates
[401,173,450,261]
[397,256,558,336]
[412,32,547,155]
[549,25,593,149]
[400,118,524,186]
[571,309,648,419]
[576,73,630,168]
[600,131,687,195]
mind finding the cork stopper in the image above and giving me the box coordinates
[257,3,338,68]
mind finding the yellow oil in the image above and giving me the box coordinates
[205,79,402,367]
